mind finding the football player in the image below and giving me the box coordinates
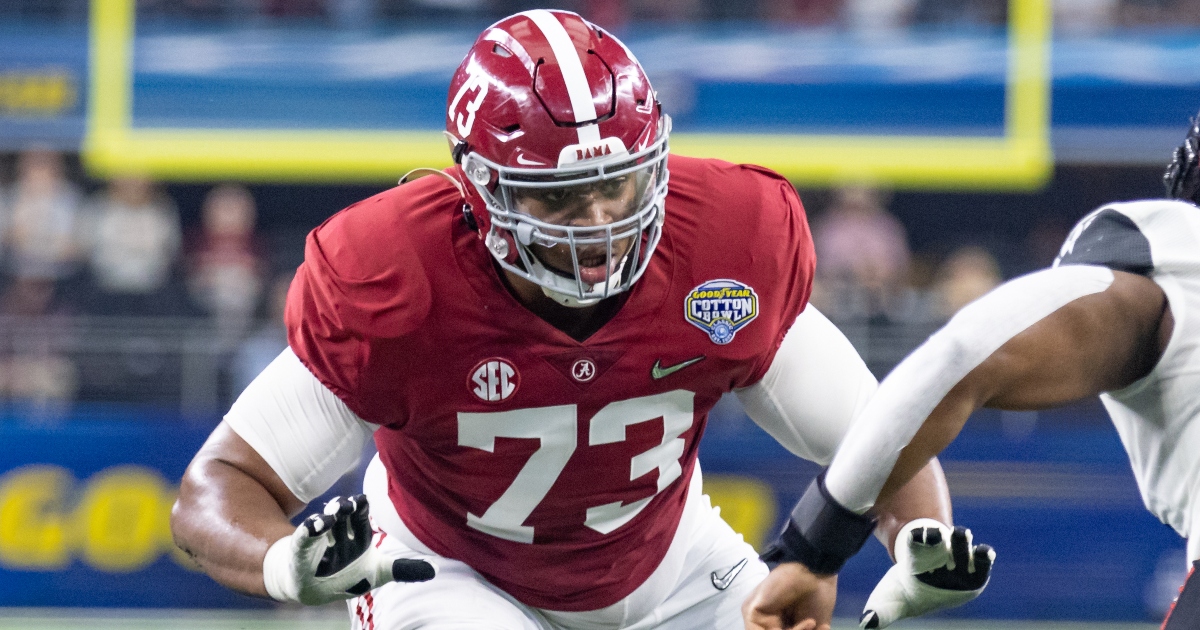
[744,110,1200,630]
[171,11,990,630]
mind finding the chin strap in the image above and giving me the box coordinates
[398,165,463,193]
[536,256,629,308]
[399,167,466,195]
[541,284,602,308]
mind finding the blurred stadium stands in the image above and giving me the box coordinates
[1,0,1199,624]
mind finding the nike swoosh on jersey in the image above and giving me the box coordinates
[651,356,705,379]
[710,557,749,591]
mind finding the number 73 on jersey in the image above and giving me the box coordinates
[457,390,695,543]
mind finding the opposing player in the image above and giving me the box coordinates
[744,110,1200,630]
[170,11,990,629]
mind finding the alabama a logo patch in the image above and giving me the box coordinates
[684,279,759,345]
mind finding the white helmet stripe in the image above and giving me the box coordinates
[520,10,601,146]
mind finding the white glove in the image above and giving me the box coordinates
[860,518,995,629]
[262,494,437,605]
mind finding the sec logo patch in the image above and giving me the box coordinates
[684,279,759,344]
[468,358,520,403]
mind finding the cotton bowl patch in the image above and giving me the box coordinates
[685,280,759,344]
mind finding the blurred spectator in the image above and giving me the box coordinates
[811,186,911,320]
[0,183,7,267]
[1023,216,1072,273]
[1054,0,1118,34]
[1116,0,1171,26]
[930,245,1002,318]
[0,0,87,20]
[378,0,491,21]
[0,278,78,408]
[1,147,83,283]
[623,0,705,23]
[1177,0,1200,26]
[187,184,266,327]
[543,0,706,28]
[759,0,843,25]
[230,271,294,395]
[329,0,376,26]
[583,0,630,27]
[1119,0,1200,27]
[79,175,183,315]
[912,0,1006,26]
[412,0,485,10]
[136,0,256,20]
[844,0,918,33]
[260,0,328,17]
[24,0,1200,25]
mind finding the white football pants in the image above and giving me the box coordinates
[348,455,767,630]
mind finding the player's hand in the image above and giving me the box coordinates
[1164,110,1200,202]
[742,561,837,630]
[262,495,437,605]
[859,518,995,629]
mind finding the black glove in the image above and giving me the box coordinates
[859,519,995,629]
[1164,111,1200,205]
[262,495,437,605]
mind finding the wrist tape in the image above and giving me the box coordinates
[760,472,877,575]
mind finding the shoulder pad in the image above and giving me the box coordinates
[1054,207,1153,275]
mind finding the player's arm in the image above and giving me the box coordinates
[835,265,1169,513]
[171,349,433,604]
[746,265,1166,629]
[837,266,1167,628]
[738,306,970,630]
[734,305,952,552]
[171,347,369,597]
[172,421,305,595]
[856,112,1194,514]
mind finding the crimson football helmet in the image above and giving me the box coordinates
[445,9,669,307]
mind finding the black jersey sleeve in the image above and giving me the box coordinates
[1054,208,1154,276]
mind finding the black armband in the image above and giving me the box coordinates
[759,472,877,575]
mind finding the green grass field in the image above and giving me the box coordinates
[0,609,1163,630]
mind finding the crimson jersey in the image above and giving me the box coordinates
[286,155,814,611]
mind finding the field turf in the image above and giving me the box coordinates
[0,609,1163,630]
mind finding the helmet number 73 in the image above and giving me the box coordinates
[456,390,694,543]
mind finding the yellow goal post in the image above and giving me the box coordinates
[84,0,1051,190]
